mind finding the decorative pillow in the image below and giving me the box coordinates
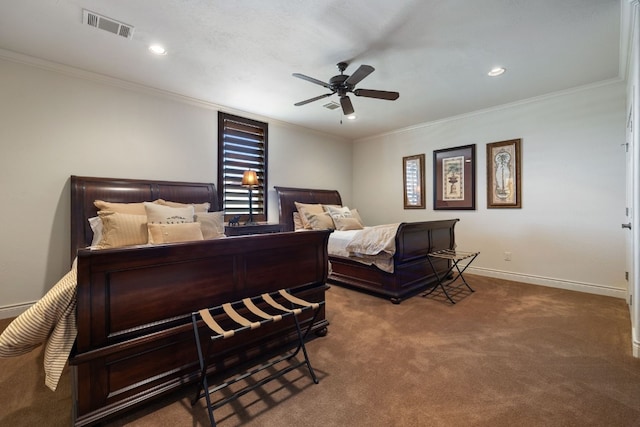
[350,208,364,225]
[97,211,148,248]
[304,211,336,230]
[88,216,103,247]
[294,202,325,229]
[156,199,210,213]
[195,211,226,239]
[333,216,364,231]
[94,200,149,215]
[325,205,353,219]
[144,202,195,224]
[293,212,304,231]
[147,222,204,244]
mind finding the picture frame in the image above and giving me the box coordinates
[403,154,425,209]
[433,144,476,210]
[486,138,522,208]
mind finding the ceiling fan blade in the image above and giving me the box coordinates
[344,64,374,86]
[292,73,332,89]
[353,89,399,100]
[340,95,355,115]
[294,93,334,106]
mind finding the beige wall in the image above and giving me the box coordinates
[0,55,351,317]
[0,51,627,318]
[352,82,627,297]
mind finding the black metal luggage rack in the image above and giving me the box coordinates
[423,249,480,304]
[191,289,324,427]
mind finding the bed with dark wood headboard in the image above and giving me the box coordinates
[69,176,330,426]
[275,186,458,303]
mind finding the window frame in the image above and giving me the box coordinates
[217,112,268,223]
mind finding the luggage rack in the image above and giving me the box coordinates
[191,289,323,427]
[423,249,480,304]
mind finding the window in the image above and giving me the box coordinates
[218,112,268,222]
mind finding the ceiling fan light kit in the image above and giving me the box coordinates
[293,62,400,116]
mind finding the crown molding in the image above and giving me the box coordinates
[0,48,349,143]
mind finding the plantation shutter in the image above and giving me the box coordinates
[218,112,268,222]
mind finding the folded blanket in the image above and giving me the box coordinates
[345,223,400,257]
[336,223,400,273]
[0,263,77,391]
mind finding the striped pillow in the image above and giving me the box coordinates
[97,211,148,248]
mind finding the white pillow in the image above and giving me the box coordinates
[144,202,195,224]
[325,205,352,219]
[88,216,103,247]
[156,199,210,213]
[195,211,226,239]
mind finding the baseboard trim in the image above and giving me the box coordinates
[467,266,627,299]
[0,302,33,320]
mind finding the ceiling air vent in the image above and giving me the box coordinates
[323,101,340,110]
[83,9,134,39]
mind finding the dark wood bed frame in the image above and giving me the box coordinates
[275,186,459,304]
[69,176,330,426]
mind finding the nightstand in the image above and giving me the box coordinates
[224,223,283,236]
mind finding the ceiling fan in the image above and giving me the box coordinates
[293,62,399,115]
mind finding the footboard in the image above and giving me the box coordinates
[329,219,459,303]
[70,230,330,426]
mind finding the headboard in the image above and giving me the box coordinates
[70,175,219,260]
[274,186,342,232]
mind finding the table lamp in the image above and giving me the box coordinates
[242,170,258,225]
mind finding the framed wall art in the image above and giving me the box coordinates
[403,154,425,209]
[433,144,476,210]
[486,138,522,208]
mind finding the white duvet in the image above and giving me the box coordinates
[328,223,400,273]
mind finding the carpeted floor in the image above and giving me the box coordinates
[2,275,640,426]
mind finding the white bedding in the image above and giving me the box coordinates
[327,223,400,273]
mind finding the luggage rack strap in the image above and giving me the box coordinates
[191,288,324,427]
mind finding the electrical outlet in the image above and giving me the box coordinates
[504,251,512,261]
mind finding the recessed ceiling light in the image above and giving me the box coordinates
[149,44,167,55]
[347,115,357,120]
[488,67,506,77]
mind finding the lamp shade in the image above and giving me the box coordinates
[242,170,259,187]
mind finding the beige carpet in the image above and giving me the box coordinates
[2,275,640,426]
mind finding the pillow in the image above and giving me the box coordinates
[333,216,364,231]
[294,202,325,229]
[350,208,364,225]
[293,212,304,231]
[303,211,335,230]
[147,223,204,244]
[195,211,226,239]
[156,199,210,213]
[325,205,353,219]
[88,216,103,247]
[94,200,148,215]
[97,211,148,248]
[144,202,195,224]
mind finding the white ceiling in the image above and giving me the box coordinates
[0,0,624,140]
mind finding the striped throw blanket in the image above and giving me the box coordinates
[0,263,77,391]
